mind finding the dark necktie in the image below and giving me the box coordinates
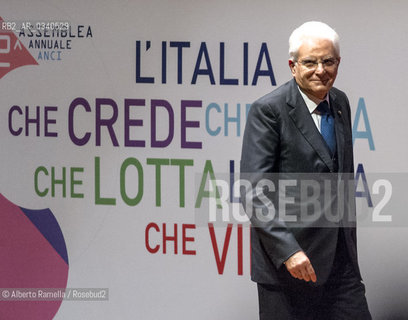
[316,100,336,155]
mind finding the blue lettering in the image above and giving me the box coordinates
[170,41,190,84]
[192,42,215,85]
[220,42,238,85]
[355,163,373,207]
[224,103,241,136]
[352,97,375,150]
[245,103,251,119]
[229,160,240,203]
[161,41,167,83]
[205,103,222,136]
[243,42,248,86]
[252,43,276,86]
[136,41,155,83]
[50,51,61,60]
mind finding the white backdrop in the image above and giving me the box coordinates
[1,1,408,319]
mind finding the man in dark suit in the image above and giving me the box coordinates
[240,21,371,319]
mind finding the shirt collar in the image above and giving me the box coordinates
[297,86,330,114]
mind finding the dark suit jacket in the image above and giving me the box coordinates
[240,78,361,286]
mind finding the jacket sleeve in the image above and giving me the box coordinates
[240,98,302,269]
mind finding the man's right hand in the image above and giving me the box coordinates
[284,251,317,283]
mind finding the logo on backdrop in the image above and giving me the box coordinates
[0,193,69,319]
[0,17,37,79]
[0,16,93,79]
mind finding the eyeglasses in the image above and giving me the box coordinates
[296,58,339,70]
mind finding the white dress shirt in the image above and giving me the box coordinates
[297,86,330,134]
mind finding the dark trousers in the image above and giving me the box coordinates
[257,232,371,320]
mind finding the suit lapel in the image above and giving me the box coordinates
[286,79,334,171]
[330,92,345,172]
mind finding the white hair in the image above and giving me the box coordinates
[288,21,340,60]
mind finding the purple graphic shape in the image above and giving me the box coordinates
[20,207,69,265]
[0,194,69,320]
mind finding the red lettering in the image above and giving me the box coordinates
[163,223,177,254]
[145,223,160,253]
[208,223,233,274]
[182,224,196,255]
[237,224,243,275]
